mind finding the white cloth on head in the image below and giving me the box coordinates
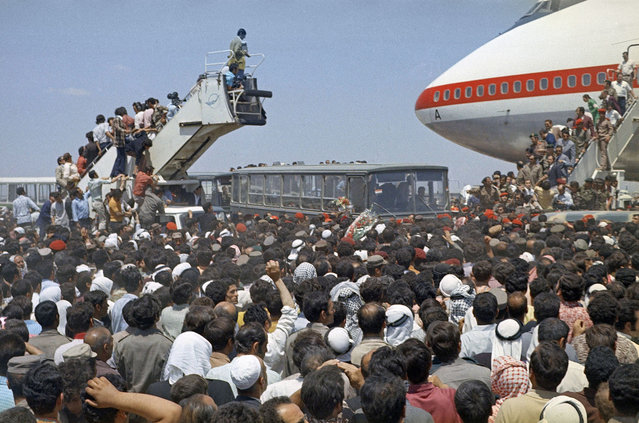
[491,319,523,368]
[439,274,462,297]
[172,262,191,281]
[90,277,113,298]
[40,286,62,303]
[384,304,413,347]
[142,281,163,295]
[162,331,212,385]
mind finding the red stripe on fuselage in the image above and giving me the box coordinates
[415,64,622,110]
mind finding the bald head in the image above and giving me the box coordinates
[84,326,113,361]
[357,302,386,336]
[507,291,527,322]
[214,301,238,322]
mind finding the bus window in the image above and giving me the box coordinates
[415,170,447,211]
[200,180,213,203]
[302,175,322,210]
[282,174,301,208]
[370,171,414,214]
[0,184,8,203]
[264,175,281,206]
[249,175,264,204]
[25,184,36,201]
[348,176,366,213]
[240,175,248,204]
[232,175,241,202]
[323,175,346,210]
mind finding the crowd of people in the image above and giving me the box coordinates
[0,191,638,423]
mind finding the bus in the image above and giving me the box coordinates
[229,163,449,217]
[0,177,57,207]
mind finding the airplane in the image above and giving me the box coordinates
[415,0,639,163]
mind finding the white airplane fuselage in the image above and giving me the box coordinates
[415,0,639,163]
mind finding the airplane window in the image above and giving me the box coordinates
[513,81,521,93]
[526,79,535,92]
[540,78,548,90]
[454,88,461,99]
[500,82,508,94]
[476,85,484,97]
[553,76,562,89]
[567,75,576,88]
[488,84,496,95]
[465,87,472,98]
[597,72,606,84]
[582,74,591,86]
[434,91,440,102]
[443,89,450,101]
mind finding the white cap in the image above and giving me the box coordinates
[439,274,462,297]
[326,327,352,354]
[538,395,587,423]
[172,262,191,280]
[230,355,262,390]
[76,264,91,273]
[322,229,332,239]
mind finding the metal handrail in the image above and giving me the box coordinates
[204,50,265,77]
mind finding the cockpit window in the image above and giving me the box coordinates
[509,0,585,32]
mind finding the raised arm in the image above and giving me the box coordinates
[85,377,181,423]
[266,260,295,309]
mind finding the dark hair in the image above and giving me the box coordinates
[182,305,216,335]
[616,298,638,332]
[178,394,217,423]
[0,332,26,376]
[10,280,32,298]
[235,322,266,355]
[128,294,161,330]
[8,295,31,319]
[357,302,386,335]
[120,266,142,293]
[530,341,568,390]
[300,346,334,377]
[587,291,618,325]
[584,346,619,389]
[259,396,293,423]
[243,303,270,327]
[170,374,208,404]
[585,324,617,351]
[361,373,406,423]
[65,302,93,335]
[397,338,431,384]
[426,321,460,363]
[2,261,19,282]
[83,290,108,309]
[360,277,389,303]
[558,273,584,302]
[303,291,330,323]
[537,318,569,343]
[34,300,58,328]
[4,319,29,342]
[533,292,560,321]
[170,282,193,305]
[58,357,95,407]
[23,362,63,415]
[472,292,498,324]
[205,279,235,305]
[366,346,406,379]
[291,330,326,371]
[0,407,36,423]
[82,373,127,423]
[203,316,235,352]
[301,366,344,420]
[608,363,639,416]
[454,380,494,423]
[213,402,260,423]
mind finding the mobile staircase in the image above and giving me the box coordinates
[78,50,271,192]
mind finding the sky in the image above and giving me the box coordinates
[0,0,534,191]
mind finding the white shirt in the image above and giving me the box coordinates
[606,109,622,126]
[611,80,633,98]
[260,374,303,402]
[460,323,497,359]
[557,360,588,393]
[264,306,297,377]
[618,59,635,78]
[92,122,110,144]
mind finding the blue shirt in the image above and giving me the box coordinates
[25,319,42,336]
[36,200,52,225]
[225,71,237,89]
[87,179,110,203]
[12,195,39,225]
[0,376,14,412]
[72,194,90,221]
[110,293,138,333]
[545,133,556,146]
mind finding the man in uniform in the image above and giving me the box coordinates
[579,178,595,210]
[593,178,608,210]
[568,182,584,210]
[595,108,614,170]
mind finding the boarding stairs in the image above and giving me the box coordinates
[78,51,271,192]
[568,97,639,186]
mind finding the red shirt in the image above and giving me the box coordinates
[133,172,153,197]
[407,382,462,423]
[559,300,593,342]
[77,156,87,176]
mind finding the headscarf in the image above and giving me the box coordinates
[330,281,364,345]
[491,319,524,367]
[447,284,475,324]
[90,277,113,298]
[385,304,413,347]
[293,262,317,284]
[172,262,191,281]
[162,331,212,385]
[489,355,530,422]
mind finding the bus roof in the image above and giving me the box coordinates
[0,177,56,183]
[230,163,448,175]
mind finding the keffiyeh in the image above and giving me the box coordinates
[293,262,317,284]
[489,355,530,422]
[163,331,212,385]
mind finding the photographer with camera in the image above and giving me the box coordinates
[166,92,182,121]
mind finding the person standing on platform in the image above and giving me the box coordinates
[229,28,250,79]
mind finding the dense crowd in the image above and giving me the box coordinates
[0,197,638,423]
